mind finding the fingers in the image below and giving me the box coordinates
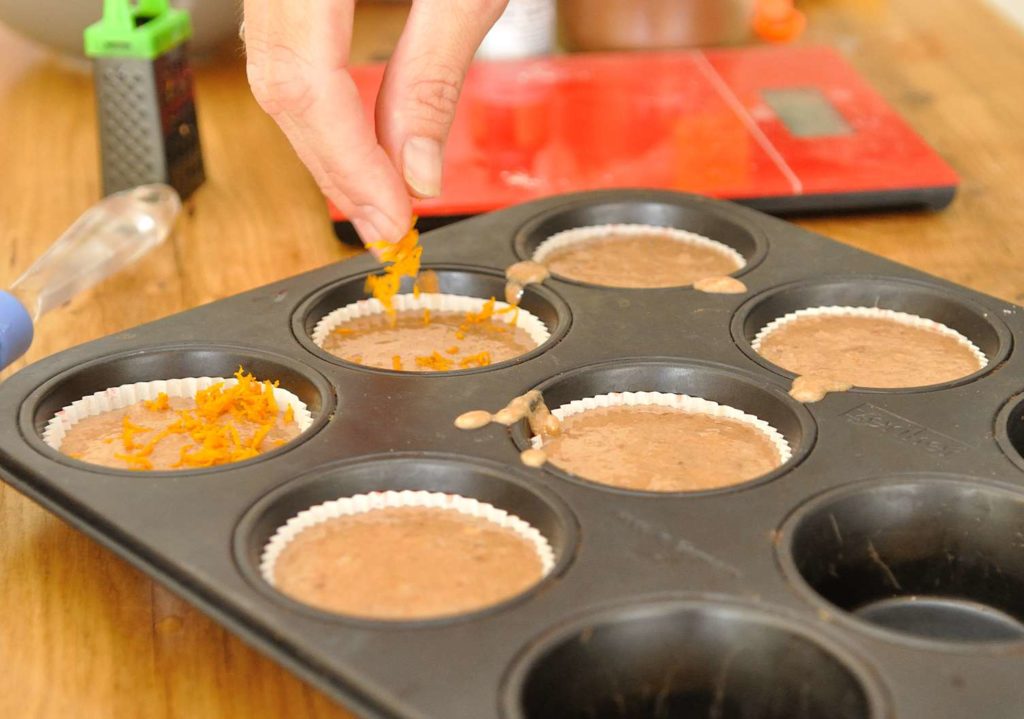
[375,0,509,198]
[243,0,412,245]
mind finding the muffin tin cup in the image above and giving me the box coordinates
[294,265,572,375]
[777,475,1024,650]
[530,389,792,462]
[751,305,988,367]
[513,197,768,288]
[511,358,815,497]
[260,489,555,584]
[995,391,1024,472]
[501,595,890,719]
[531,222,746,286]
[234,453,578,628]
[311,292,550,358]
[43,376,313,452]
[732,276,1012,392]
[18,344,334,477]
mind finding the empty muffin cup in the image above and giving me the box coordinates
[752,306,987,389]
[780,477,1024,645]
[44,373,313,471]
[533,391,790,493]
[533,223,745,288]
[312,293,550,372]
[503,598,885,719]
[260,490,555,621]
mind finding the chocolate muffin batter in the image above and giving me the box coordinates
[272,506,544,620]
[60,396,300,470]
[321,310,536,371]
[541,404,783,492]
[756,313,984,388]
[540,231,742,288]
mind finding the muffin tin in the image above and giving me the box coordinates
[1,189,1023,718]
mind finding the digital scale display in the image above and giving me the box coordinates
[761,87,853,138]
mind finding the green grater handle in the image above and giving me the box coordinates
[85,0,191,59]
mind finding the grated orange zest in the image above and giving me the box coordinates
[144,393,170,411]
[415,351,454,371]
[115,367,290,470]
[121,417,150,451]
[366,219,421,322]
[458,352,492,369]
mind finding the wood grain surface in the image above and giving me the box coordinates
[1,1,1022,716]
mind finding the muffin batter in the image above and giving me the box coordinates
[541,404,783,492]
[756,313,984,388]
[541,231,742,288]
[60,376,300,470]
[321,309,536,371]
[271,506,544,620]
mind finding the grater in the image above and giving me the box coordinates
[84,0,205,199]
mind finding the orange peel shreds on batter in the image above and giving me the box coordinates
[496,304,520,325]
[423,308,431,325]
[334,327,354,335]
[112,366,294,470]
[249,423,274,451]
[415,351,454,371]
[193,367,281,426]
[120,417,150,451]
[445,345,460,355]
[392,355,403,371]
[458,352,492,369]
[143,393,170,411]
[366,219,421,321]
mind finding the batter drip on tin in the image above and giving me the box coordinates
[455,390,561,467]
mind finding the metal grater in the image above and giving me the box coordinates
[85,0,204,199]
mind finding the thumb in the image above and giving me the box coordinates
[375,0,509,198]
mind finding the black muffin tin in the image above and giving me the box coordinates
[2,190,1024,719]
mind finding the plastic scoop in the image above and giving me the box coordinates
[0,184,181,370]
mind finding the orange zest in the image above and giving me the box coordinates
[458,351,492,369]
[113,367,291,470]
[392,355,403,371]
[365,218,421,322]
[143,393,170,411]
[121,417,150,451]
[415,351,454,371]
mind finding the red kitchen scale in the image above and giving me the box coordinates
[330,45,958,241]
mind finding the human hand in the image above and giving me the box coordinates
[243,0,509,248]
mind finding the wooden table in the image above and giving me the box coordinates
[2,1,1022,716]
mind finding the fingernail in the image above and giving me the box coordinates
[355,204,402,245]
[402,136,443,198]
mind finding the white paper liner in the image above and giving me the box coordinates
[532,223,746,271]
[750,306,988,367]
[531,391,791,465]
[259,490,556,587]
[43,376,313,452]
[311,292,550,351]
